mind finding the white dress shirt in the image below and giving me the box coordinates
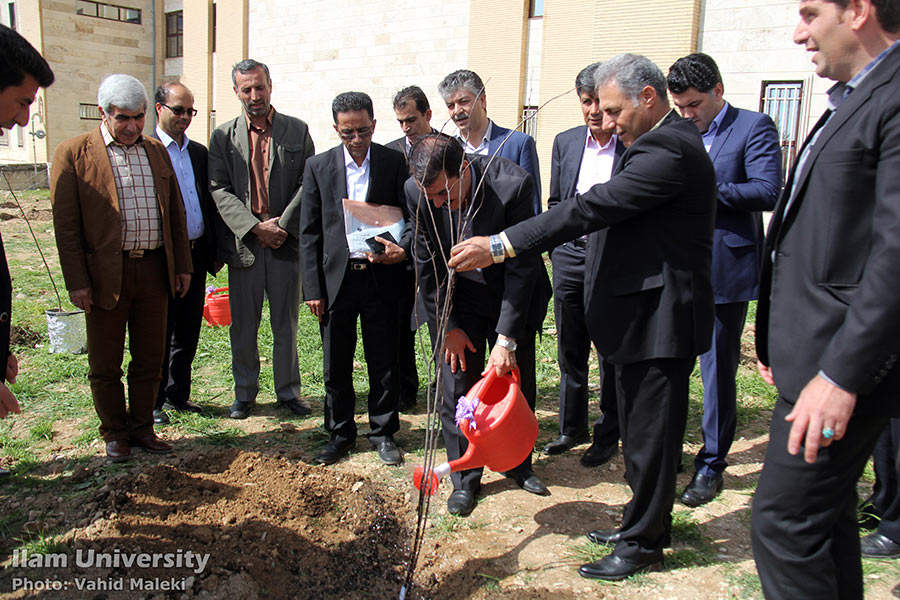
[344,145,371,258]
[460,120,493,155]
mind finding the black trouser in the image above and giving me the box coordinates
[612,357,692,563]
[320,263,399,445]
[156,239,208,409]
[439,277,537,491]
[397,266,420,404]
[872,419,900,544]
[553,242,619,443]
[751,397,887,600]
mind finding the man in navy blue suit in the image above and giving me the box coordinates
[667,53,782,506]
[438,70,542,215]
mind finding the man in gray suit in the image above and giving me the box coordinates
[209,59,315,419]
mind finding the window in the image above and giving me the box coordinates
[529,0,544,18]
[520,106,538,139]
[7,1,16,29]
[79,103,102,120]
[760,81,803,182]
[166,11,183,58]
[75,1,141,25]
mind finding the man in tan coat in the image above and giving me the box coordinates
[51,74,192,462]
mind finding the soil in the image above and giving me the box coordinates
[2,408,897,600]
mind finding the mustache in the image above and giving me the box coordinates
[453,111,470,122]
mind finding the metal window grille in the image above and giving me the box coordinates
[760,81,803,182]
[75,0,141,25]
[520,106,538,140]
[79,103,102,120]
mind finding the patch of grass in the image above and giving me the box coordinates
[15,529,68,556]
[667,510,717,569]
[28,421,53,442]
[567,540,609,564]
[0,430,37,462]
[429,512,484,537]
[723,566,763,599]
[476,572,502,592]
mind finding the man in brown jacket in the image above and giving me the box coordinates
[51,74,192,462]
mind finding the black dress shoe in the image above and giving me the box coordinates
[578,553,664,580]
[279,398,312,416]
[447,490,477,516]
[861,532,900,558]
[163,399,203,413]
[503,469,550,496]
[580,441,618,467]
[680,472,724,507]
[373,439,403,466]
[153,409,170,425]
[542,432,591,455]
[587,529,622,545]
[229,401,255,419]
[314,438,354,465]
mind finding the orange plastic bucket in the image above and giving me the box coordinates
[413,367,538,494]
[203,287,231,327]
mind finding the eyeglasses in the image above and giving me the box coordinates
[337,127,373,142]
[162,104,198,117]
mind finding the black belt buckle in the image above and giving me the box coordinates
[572,239,587,249]
[349,261,368,271]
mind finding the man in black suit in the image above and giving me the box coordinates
[450,53,716,579]
[300,92,410,466]
[751,1,900,598]
[406,133,552,516]
[152,82,219,424]
[386,85,438,410]
[542,63,624,467]
[0,24,54,476]
[667,53,782,507]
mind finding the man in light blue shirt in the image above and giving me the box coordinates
[152,82,219,424]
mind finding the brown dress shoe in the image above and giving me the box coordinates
[129,435,173,454]
[106,440,132,462]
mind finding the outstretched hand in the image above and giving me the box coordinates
[449,237,493,271]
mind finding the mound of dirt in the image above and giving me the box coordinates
[3,450,415,599]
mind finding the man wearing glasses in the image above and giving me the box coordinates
[151,82,219,424]
[209,59,315,420]
[300,92,411,466]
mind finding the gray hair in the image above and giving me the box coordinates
[97,74,149,113]
[232,59,270,87]
[438,69,485,100]
[593,54,667,105]
[576,62,602,96]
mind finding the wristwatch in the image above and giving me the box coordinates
[489,234,506,264]
[495,336,517,352]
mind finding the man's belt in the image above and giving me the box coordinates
[349,260,369,271]
[126,247,163,259]
[572,238,587,249]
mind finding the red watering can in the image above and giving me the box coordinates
[202,287,231,327]
[413,367,538,495]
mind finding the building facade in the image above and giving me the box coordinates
[3,0,820,198]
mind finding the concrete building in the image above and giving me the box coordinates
[3,0,820,198]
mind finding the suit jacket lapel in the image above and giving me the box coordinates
[783,60,896,225]
[708,104,738,163]
[86,128,120,212]
[332,145,348,201]
[563,126,586,197]
[365,146,377,203]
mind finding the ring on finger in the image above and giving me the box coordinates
[822,427,835,440]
